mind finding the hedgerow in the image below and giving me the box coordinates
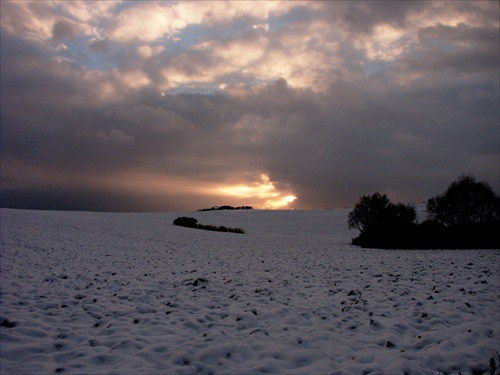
[173,217,245,234]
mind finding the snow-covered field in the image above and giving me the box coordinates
[1,208,499,375]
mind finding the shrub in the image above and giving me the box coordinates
[229,227,245,234]
[347,193,390,232]
[348,193,416,233]
[198,205,253,211]
[173,217,245,234]
[384,202,417,227]
[173,217,199,228]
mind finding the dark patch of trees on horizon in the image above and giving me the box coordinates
[348,175,500,249]
[198,205,253,211]
[173,216,245,234]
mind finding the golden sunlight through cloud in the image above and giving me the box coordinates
[218,174,296,209]
[266,195,297,209]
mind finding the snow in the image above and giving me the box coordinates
[1,208,499,375]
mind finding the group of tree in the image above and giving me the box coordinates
[348,175,500,249]
[198,205,253,211]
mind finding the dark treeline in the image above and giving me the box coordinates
[198,205,253,211]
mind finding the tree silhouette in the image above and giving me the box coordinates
[426,175,500,227]
[348,193,416,233]
[348,176,499,249]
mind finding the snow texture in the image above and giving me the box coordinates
[1,208,499,374]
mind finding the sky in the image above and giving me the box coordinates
[1,1,499,212]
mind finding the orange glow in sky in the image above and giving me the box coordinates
[218,174,296,209]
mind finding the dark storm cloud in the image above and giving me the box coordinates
[52,19,77,40]
[1,1,499,211]
[405,24,500,73]
[342,1,425,34]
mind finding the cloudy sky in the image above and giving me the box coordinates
[1,1,499,212]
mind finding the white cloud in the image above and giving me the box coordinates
[57,1,118,23]
[107,1,303,43]
[195,34,269,66]
[361,24,411,62]
[109,3,181,43]
[136,45,165,59]
[253,23,269,32]
[0,1,105,45]
[114,69,151,89]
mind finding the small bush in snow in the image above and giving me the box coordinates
[173,217,199,228]
[173,217,245,234]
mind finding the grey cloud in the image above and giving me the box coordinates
[5,34,497,208]
[405,24,500,73]
[1,1,499,212]
[341,1,424,34]
[453,1,500,26]
[87,38,112,53]
[246,76,499,206]
[52,19,77,39]
[0,35,233,184]
[95,129,134,144]
[0,187,201,213]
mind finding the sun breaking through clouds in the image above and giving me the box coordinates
[218,174,296,209]
[1,1,498,212]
